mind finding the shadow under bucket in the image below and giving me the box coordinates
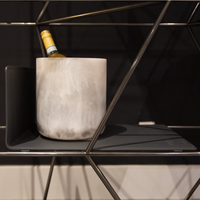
[36,57,107,140]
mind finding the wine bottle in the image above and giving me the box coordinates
[41,30,66,57]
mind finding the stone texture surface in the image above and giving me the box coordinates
[36,58,106,140]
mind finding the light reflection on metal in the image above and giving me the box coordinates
[0,22,36,26]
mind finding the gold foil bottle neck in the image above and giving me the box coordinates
[41,30,56,51]
[41,30,52,40]
[40,30,66,57]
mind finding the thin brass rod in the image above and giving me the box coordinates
[36,1,50,23]
[86,0,171,154]
[37,2,160,25]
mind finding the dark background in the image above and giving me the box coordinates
[0,1,200,165]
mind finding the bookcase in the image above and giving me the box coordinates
[0,1,200,199]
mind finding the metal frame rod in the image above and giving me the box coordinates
[188,22,200,26]
[86,0,171,154]
[36,26,46,57]
[168,126,200,129]
[36,1,50,23]
[37,2,160,25]
[187,2,200,54]
[45,22,188,26]
[0,151,199,157]
[184,178,200,200]
[2,125,200,130]
[36,1,50,57]
[0,22,36,26]
[86,156,121,200]
[43,156,56,200]
[0,22,198,26]
[187,27,200,53]
[187,2,199,23]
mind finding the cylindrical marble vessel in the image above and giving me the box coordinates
[36,58,106,140]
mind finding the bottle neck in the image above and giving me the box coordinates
[46,45,58,56]
[41,30,58,56]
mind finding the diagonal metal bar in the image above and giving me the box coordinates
[187,2,199,23]
[43,156,56,200]
[36,1,50,57]
[36,1,50,23]
[187,27,200,53]
[36,26,46,57]
[184,178,200,200]
[86,0,171,154]
[37,2,160,25]
[187,2,200,54]
[86,155,121,200]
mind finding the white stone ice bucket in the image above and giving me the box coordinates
[36,57,107,140]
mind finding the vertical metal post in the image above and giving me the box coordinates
[86,0,171,154]
[86,156,121,200]
[43,157,56,200]
[184,178,200,200]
